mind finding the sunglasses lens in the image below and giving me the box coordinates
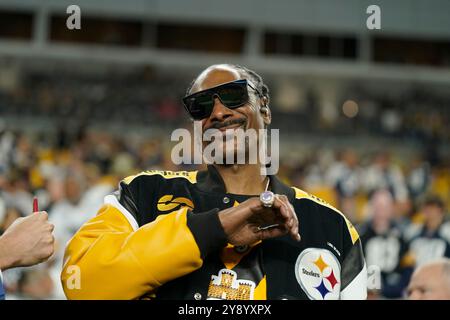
[185,93,213,120]
[183,81,249,120]
[217,84,247,108]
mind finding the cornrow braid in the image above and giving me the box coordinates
[229,64,270,101]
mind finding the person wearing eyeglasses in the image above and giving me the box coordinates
[61,64,367,300]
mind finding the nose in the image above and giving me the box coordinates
[408,290,422,300]
[208,96,233,122]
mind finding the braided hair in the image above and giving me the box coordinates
[230,64,270,102]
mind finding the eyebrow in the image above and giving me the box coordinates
[406,285,414,294]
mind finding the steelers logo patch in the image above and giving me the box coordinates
[295,248,341,300]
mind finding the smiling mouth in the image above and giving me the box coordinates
[217,122,246,132]
[208,119,247,132]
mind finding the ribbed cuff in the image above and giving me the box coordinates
[0,269,5,300]
[186,208,227,259]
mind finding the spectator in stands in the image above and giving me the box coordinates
[363,151,410,223]
[6,266,54,300]
[406,155,431,202]
[326,149,362,222]
[359,189,408,299]
[364,152,409,204]
[407,258,450,300]
[49,168,113,299]
[404,195,450,268]
[0,122,14,175]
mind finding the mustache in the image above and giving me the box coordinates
[207,118,247,130]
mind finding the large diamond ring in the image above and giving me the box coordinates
[260,191,275,208]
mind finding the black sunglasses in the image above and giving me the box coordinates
[182,79,261,121]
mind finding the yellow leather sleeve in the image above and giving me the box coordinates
[61,204,203,299]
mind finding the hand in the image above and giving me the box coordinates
[218,195,300,246]
[0,211,55,270]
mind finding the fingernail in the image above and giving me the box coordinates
[297,233,301,241]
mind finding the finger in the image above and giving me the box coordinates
[278,217,299,241]
[272,196,290,220]
[276,198,296,231]
[251,194,289,217]
[279,195,298,233]
[285,200,298,222]
[286,202,300,241]
[258,225,288,240]
[256,216,300,242]
[37,211,49,220]
[46,223,55,232]
[276,195,296,222]
[251,200,290,229]
[251,197,284,214]
[286,204,297,233]
[274,194,289,208]
[252,194,285,212]
[248,197,268,213]
[274,196,299,239]
[42,234,54,245]
[251,195,298,238]
[43,245,54,260]
[289,212,299,241]
[278,194,289,204]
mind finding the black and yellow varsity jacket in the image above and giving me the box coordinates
[61,165,367,300]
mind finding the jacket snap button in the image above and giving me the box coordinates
[234,245,249,253]
[194,292,202,300]
[223,196,230,204]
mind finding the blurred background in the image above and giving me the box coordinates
[0,0,449,299]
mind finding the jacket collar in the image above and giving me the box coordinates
[196,165,295,203]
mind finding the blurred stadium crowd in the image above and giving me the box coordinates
[0,67,449,300]
[1,66,449,144]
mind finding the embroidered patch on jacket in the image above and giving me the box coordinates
[295,248,341,300]
[207,269,255,300]
[157,194,194,211]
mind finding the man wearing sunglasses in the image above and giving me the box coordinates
[61,64,367,300]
